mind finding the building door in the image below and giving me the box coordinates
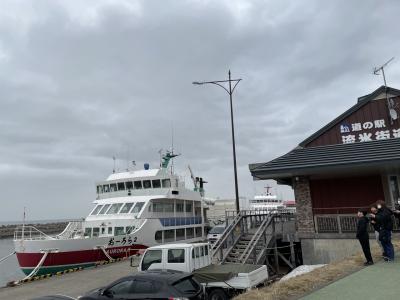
[388,175,400,208]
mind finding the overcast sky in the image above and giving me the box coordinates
[1,0,400,221]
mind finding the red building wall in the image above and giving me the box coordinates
[310,176,385,214]
[305,96,400,147]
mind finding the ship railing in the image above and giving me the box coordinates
[14,226,56,241]
[55,221,84,239]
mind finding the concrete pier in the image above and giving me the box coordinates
[0,258,139,300]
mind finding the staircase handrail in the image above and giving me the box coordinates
[239,216,273,263]
[56,221,84,239]
[211,212,243,257]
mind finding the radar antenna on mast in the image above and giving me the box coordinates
[373,57,397,124]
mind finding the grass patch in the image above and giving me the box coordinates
[234,239,400,300]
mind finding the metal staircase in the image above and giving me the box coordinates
[211,210,297,268]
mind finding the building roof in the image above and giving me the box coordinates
[299,86,400,147]
[249,138,400,181]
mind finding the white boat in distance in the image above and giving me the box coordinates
[13,152,207,276]
[249,187,284,212]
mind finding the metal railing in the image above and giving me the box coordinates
[14,226,56,241]
[314,214,400,233]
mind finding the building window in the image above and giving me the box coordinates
[152,180,161,188]
[143,180,151,189]
[162,179,171,188]
[117,182,125,191]
[168,249,185,263]
[155,231,162,243]
[114,227,125,236]
[176,229,185,241]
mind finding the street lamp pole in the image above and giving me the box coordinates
[192,70,242,212]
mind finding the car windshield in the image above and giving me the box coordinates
[209,226,225,234]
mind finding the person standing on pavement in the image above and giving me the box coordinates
[370,204,384,256]
[356,209,373,266]
[370,200,394,261]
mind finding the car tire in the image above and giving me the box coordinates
[208,288,228,300]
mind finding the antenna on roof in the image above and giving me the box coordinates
[373,57,396,124]
[112,156,116,173]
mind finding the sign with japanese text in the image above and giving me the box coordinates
[340,119,400,144]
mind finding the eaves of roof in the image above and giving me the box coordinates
[249,138,400,180]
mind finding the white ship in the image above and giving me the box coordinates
[13,152,207,276]
[249,187,284,212]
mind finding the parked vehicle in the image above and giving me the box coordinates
[137,243,269,300]
[207,225,226,244]
[78,270,203,300]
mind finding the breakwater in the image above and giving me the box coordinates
[0,222,68,239]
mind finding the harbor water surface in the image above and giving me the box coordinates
[0,239,24,287]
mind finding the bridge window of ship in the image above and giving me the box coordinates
[126,181,133,190]
[84,227,92,237]
[93,227,100,237]
[96,185,103,194]
[103,184,110,193]
[134,180,142,189]
[117,182,125,190]
[168,249,185,263]
[108,227,113,235]
[143,180,151,189]
[90,205,103,215]
[98,204,111,214]
[152,179,161,188]
[114,226,125,236]
[107,203,123,214]
[162,178,171,188]
[119,203,134,213]
[110,183,117,192]
[131,202,144,215]
[101,227,106,234]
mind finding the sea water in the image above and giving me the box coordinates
[0,238,24,287]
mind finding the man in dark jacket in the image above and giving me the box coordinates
[357,209,373,265]
[370,200,394,261]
